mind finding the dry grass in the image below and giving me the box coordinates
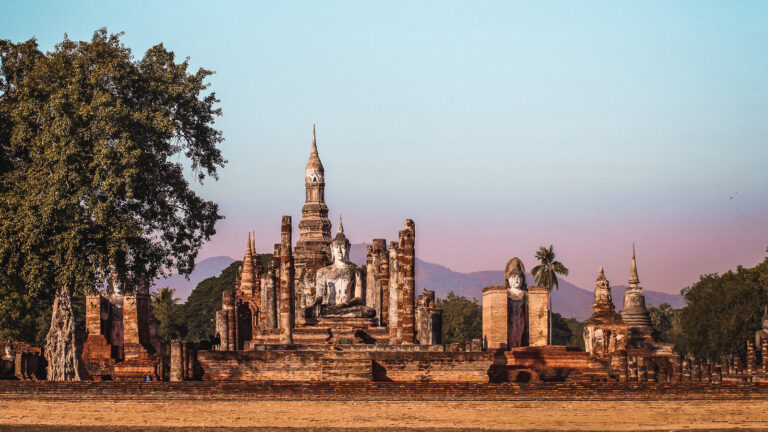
[1,399,768,431]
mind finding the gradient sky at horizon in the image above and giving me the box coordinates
[2,1,767,295]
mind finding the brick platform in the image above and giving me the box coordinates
[1,380,768,401]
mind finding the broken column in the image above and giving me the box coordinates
[527,286,550,346]
[763,340,768,375]
[415,290,442,345]
[747,341,756,376]
[259,246,280,330]
[388,241,400,342]
[397,219,416,344]
[366,239,389,326]
[279,216,295,345]
[170,340,183,382]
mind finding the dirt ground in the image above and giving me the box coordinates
[1,399,768,431]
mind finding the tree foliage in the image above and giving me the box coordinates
[677,255,768,360]
[181,260,242,342]
[437,291,482,343]
[151,287,185,345]
[0,30,224,342]
[0,29,224,296]
[531,245,569,344]
[551,313,585,348]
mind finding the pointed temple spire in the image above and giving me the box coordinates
[311,124,317,154]
[629,243,640,287]
[239,232,256,293]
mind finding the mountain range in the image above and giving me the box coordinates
[153,243,683,321]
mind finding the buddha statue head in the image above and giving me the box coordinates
[504,257,527,294]
[330,215,351,264]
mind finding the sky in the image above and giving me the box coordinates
[2,1,767,295]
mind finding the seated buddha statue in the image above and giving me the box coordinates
[756,306,768,348]
[306,217,375,319]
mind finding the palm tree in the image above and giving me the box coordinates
[531,245,569,345]
[151,286,180,306]
[151,287,183,343]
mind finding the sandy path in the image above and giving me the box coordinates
[1,399,767,430]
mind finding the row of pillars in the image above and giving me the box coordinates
[169,340,196,382]
[617,340,768,385]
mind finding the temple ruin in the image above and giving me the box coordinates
[7,127,768,387]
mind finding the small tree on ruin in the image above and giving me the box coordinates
[0,30,224,380]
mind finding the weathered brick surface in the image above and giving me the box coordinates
[482,286,508,350]
[2,380,768,402]
[527,287,549,346]
[196,349,493,383]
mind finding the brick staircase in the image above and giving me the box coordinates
[320,352,372,381]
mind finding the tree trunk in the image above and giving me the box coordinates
[44,286,86,381]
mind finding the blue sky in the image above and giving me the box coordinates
[2,1,767,294]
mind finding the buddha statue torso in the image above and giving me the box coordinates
[306,218,375,319]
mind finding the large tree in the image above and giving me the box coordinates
[437,291,482,344]
[0,30,224,379]
[678,252,768,360]
[531,245,569,345]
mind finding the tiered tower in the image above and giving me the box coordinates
[620,245,652,329]
[294,125,333,264]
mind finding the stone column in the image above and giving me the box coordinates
[388,242,400,342]
[671,354,682,383]
[183,341,194,380]
[366,239,388,326]
[713,365,722,385]
[482,286,508,350]
[703,360,712,384]
[747,341,756,376]
[682,358,691,383]
[378,240,390,327]
[645,358,656,383]
[215,310,228,351]
[638,360,647,383]
[657,363,668,384]
[85,295,104,335]
[278,216,294,345]
[527,287,550,346]
[691,358,701,382]
[221,291,236,350]
[618,351,628,383]
[260,250,280,330]
[170,340,183,382]
[628,356,638,382]
[398,219,416,344]
[762,340,768,375]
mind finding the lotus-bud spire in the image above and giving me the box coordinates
[629,243,640,287]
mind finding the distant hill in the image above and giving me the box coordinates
[152,256,235,301]
[154,245,683,319]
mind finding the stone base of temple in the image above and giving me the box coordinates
[112,352,160,381]
[248,317,388,347]
[81,334,116,380]
[196,348,493,382]
[489,346,613,383]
